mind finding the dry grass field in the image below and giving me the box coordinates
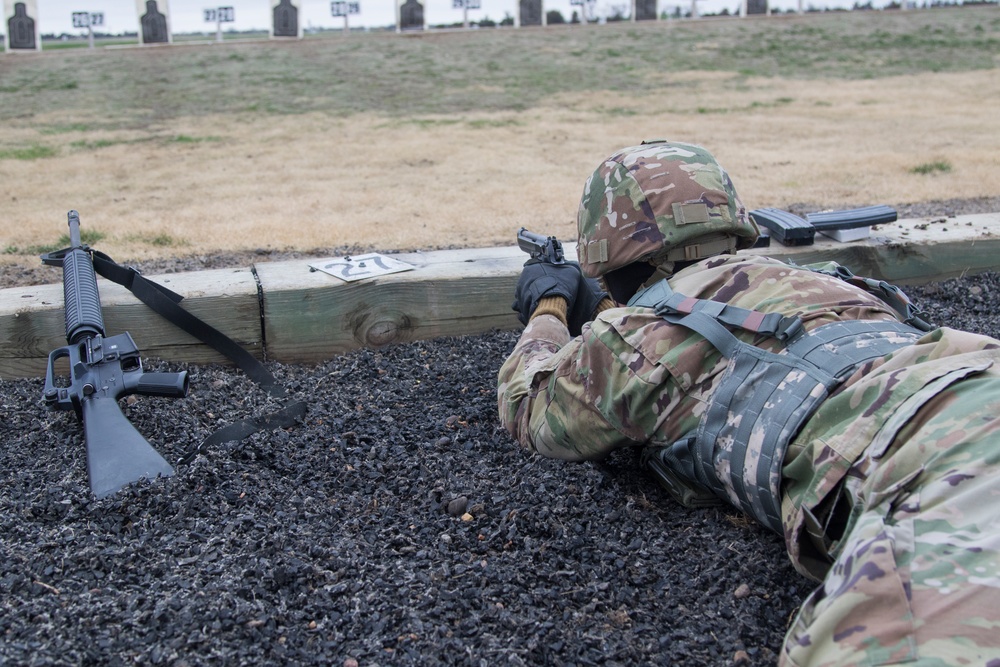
[1,6,998,272]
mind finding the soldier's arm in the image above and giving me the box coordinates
[497,313,647,461]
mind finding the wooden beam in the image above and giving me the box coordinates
[2,212,998,379]
[748,213,1000,284]
[0,267,261,379]
[254,246,521,363]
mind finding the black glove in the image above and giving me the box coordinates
[567,272,608,336]
[512,260,581,326]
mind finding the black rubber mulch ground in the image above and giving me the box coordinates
[3,198,1000,666]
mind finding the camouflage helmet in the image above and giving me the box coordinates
[576,140,759,278]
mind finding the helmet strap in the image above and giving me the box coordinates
[641,263,676,290]
[640,234,740,289]
[661,233,739,264]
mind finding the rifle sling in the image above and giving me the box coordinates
[176,401,308,465]
[89,252,306,463]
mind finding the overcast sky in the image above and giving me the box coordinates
[17,0,865,37]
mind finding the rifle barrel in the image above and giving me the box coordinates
[62,211,104,343]
[68,210,82,249]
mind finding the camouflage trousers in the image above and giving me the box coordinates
[782,373,1000,666]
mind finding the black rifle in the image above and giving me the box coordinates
[517,227,566,265]
[41,211,189,499]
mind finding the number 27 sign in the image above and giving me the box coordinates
[310,253,414,282]
[72,12,104,27]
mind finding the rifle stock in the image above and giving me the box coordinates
[82,395,176,499]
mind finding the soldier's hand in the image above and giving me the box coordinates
[567,272,609,336]
[512,260,581,326]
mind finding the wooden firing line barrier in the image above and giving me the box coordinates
[3,212,1000,380]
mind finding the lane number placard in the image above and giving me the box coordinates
[310,253,414,282]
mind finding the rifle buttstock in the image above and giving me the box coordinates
[82,396,175,499]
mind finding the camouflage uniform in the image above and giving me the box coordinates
[499,141,1000,665]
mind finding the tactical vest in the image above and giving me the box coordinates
[630,278,924,534]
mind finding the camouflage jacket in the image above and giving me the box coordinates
[498,254,1000,579]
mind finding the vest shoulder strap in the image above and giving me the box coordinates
[633,276,921,533]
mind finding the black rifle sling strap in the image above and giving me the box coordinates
[89,250,307,464]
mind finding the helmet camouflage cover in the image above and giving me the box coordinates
[577,140,759,278]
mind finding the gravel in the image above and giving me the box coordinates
[2,197,999,666]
